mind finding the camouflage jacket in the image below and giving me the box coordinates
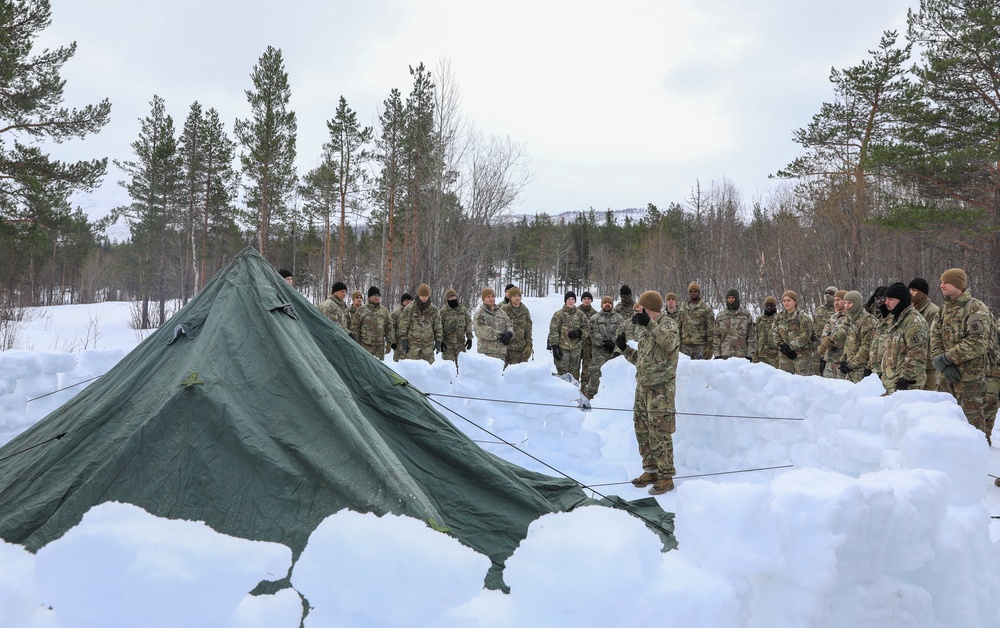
[664,309,680,321]
[398,301,443,348]
[678,300,716,346]
[440,303,473,347]
[713,307,756,359]
[474,304,512,359]
[881,305,928,391]
[930,290,993,382]
[812,303,835,345]
[613,295,635,319]
[914,295,940,331]
[390,307,406,345]
[818,311,849,360]
[578,304,597,319]
[614,296,641,341]
[318,295,350,332]
[549,305,590,350]
[755,313,779,359]
[500,302,533,354]
[773,307,813,353]
[843,308,876,371]
[589,309,625,351]
[351,303,393,348]
[622,314,680,389]
[868,314,891,372]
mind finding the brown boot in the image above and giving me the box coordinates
[631,471,658,488]
[649,477,674,495]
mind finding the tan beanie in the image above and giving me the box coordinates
[601,295,613,306]
[688,281,701,293]
[834,290,847,300]
[665,292,678,301]
[763,296,777,306]
[417,283,431,297]
[507,286,521,297]
[637,290,664,313]
[940,268,968,292]
[481,287,495,300]
[351,290,362,300]
[444,289,458,301]
[782,290,798,302]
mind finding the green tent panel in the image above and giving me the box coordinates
[0,247,673,589]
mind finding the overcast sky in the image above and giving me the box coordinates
[41,0,912,220]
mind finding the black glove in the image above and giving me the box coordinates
[895,378,916,391]
[818,358,826,375]
[465,337,473,350]
[778,343,797,360]
[401,339,410,353]
[838,360,851,375]
[615,333,627,352]
[435,341,442,353]
[632,310,650,326]
[602,340,615,352]
[863,368,872,378]
[500,330,513,345]
[391,343,397,350]
[567,329,582,340]
[932,354,961,382]
[349,332,356,341]
[552,345,563,361]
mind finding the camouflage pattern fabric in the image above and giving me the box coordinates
[350,303,393,359]
[817,312,849,379]
[809,303,836,375]
[713,307,756,359]
[842,308,876,383]
[585,309,625,398]
[501,302,533,365]
[868,315,891,375]
[615,295,641,341]
[318,295,350,333]
[549,305,590,378]
[774,306,813,375]
[677,300,716,357]
[930,290,993,434]
[914,294,940,390]
[398,300,443,364]
[390,306,407,362]
[879,306,929,394]
[440,303,473,363]
[755,313,780,367]
[577,303,597,383]
[474,303,512,362]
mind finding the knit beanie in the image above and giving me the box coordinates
[688,281,701,293]
[367,286,380,298]
[481,287,495,300]
[908,278,930,295]
[417,283,431,298]
[507,286,522,297]
[581,291,593,301]
[834,290,847,300]
[505,283,516,293]
[620,285,632,296]
[782,290,798,303]
[665,292,678,301]
[763,296,777,306]
[401,292,412,304]
[445,289,458,301]
[331,281,347,294]
[564,291,576,303]
[351,290,362,300]
[940,268,967,292]
[843,290,863,305]
[601,295,613,306]
[278,268,292,279]
[637,290,663,313]
[884,282,909,301]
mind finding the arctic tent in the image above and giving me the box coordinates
[0,247,673,589]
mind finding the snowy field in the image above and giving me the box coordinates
[1,295,1000,627]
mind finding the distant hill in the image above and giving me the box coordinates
[504,207,649,225]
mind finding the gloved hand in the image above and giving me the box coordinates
[632,310,650,326]
[932,354,961,382]
[602,340,615,352]
[778,343,797,360]
[500,330,513,345]
[614,333,627,352]
[838,360,851,375]
[401,339,410,354]
[862,368,873,378]
[552,346,563,361]
[895,378,916,391]
[434,341,442,353]
[818,358,827,375]
[465,337,473,350]
[349,332,356,341]
[703,346,713,360]
[391,343,397,350]
[567,329,582,340]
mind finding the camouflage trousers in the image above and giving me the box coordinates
[756,350,779,369]
[923,366,937,391]
[938,378,988,436]
[554,347,582,379]
[633,382,676,477]
[985,374,999,439]
[778,350,812,376]
[681,343,711,360]
[821,350,845,379]
[360,342,388,360]
[585,348,616,399]
[441,338,465,363]
[506,343,531,366]
[405,344,435,365]
[807,349,824,376]
[579,343,592,384]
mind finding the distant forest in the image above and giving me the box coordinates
[3,1,1000,332]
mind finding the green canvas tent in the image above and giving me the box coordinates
[0,247,673,589]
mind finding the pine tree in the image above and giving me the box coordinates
[299,152,339,295]
[373,88,406,293]
[402,63,436,286]
[234,46,297,259]
[325,95,372,279]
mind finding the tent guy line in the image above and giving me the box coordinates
[584,465,796,489]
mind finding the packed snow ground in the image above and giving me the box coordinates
[1,295,1000,627]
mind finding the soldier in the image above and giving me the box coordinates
[549,291,591,378]
[839,290,876,383]
[664,292,680,320]
[677,281,716,359]
[474,287,513,362]
[577,291,597,385]
[810,286,837,375]
[614,285,640,341]
[390,293,412,362]
[398,283,443,364]
[585,296,625,399]
[930,268,994,443]
[502,283,516,306]
[440,289,474,365]
[501,286,533,365]
[755,296,780,367]
[909,278,940,391]
[880,282,928,394]
[713,288,755,360]
[348,290,364,318]
[864,286,887,318]
[350,286,393,359]
[816,290,849,378]
[613,290,679,496]
[278,268,294,286]
[774,290,813,375]
[318,281,350,333]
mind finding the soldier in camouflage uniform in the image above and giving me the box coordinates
[440,289,474,365]
[713,288,756,360]
[868,293,892,378]
[930,268,994,442]
[664,292,680,320]
[348,290,364,319]
[810,286,837,375]
[549,291,590,378]
[501,286,532,365]
[318,281,351,333]
[816,290,849,378]
[986,319,1000,442]
[774,290,813,375]
[350,286,393,359]
[755,296,780,367]
[389,293,412,362]
[677,281,716,359]
[864,286,887,317]
[614,290,679,496]
[880,283,929,394]
[614,285,640,341]
[577,292,597,385]
[585,296,625,399]
[909,278,940,391]
[838,291,877,383]
[398,283,443,365]
[474,287,513,362]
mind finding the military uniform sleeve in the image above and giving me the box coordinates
[350,310,362,337]
[946,306,991,366]
[747,314,757,358]
[548,312,562,347]
[900,317,929,382]
[712,311,724,356]
[433,309,443,342]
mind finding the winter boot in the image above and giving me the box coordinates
[649,477,674,495]
[630,471,658,488]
